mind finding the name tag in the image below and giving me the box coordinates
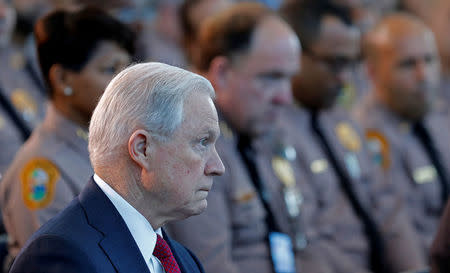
[413,166,436,184]
[269,232,296,273]
[310,159,328,174]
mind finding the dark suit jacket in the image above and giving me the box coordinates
[9,178,205,273]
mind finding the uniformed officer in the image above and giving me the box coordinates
[0,7,134,260]
[280,1,426,272]
[165,3,320,273]
[354,13,450,257]
[0,0,46,178]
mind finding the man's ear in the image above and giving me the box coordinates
[207,56,231,91]
[128,129,153,170]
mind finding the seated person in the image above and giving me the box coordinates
[0,6,134,260]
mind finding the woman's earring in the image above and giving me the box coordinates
[63,86,73,96]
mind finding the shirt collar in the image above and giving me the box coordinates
[93,174,162,266]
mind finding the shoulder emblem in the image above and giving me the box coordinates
[366,130,390,170]
[21,158,60,210]
[335,122,361,152]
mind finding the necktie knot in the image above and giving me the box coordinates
[153,234,181,273]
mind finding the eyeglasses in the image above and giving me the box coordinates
[111,6,155,24]
[303,47,360,73]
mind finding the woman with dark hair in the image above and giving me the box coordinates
[0,6,134,261]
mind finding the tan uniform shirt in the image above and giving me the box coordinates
[166,117,326,273]
[353,93,450,257]
[0,108,24,180]
[430,199,450,273]
[0,45,47,176]
[279,105,425,273]
[0,104,93,257]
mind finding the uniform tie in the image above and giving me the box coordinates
[153,234,182,273]
[310,111,386,272]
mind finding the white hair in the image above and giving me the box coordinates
[88,62,215,167]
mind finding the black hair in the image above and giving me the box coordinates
[35,6,135,97]
[280,0,352,51]
[179,0,201,49]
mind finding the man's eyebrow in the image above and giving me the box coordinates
[204,127,221,139]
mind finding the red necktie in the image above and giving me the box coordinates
[153,234,182,273]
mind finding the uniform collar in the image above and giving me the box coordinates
[42,104,89,156]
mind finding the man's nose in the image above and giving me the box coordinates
[272,80,293,106]
[206,147,225,176]
[415,60,427,82]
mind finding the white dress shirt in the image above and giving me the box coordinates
[93,174,165,273]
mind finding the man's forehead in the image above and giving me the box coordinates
[388,30,437,58]
[315,16,360,51]
[251,15,300,49]
[241,20,300,67]
[183,92,217,121]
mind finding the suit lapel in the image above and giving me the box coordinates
[78,178,150,273]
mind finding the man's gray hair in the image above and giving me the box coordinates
[88,62,215,166]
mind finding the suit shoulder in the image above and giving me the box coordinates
[31,198,97,242]
[11,233,97,273]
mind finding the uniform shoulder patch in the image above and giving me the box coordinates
[21,158,60,210]
[365,130,390,170]
[335,122,361,152]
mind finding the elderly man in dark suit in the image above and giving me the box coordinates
[9,61,225,273]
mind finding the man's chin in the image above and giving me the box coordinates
[187,199,209,217]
